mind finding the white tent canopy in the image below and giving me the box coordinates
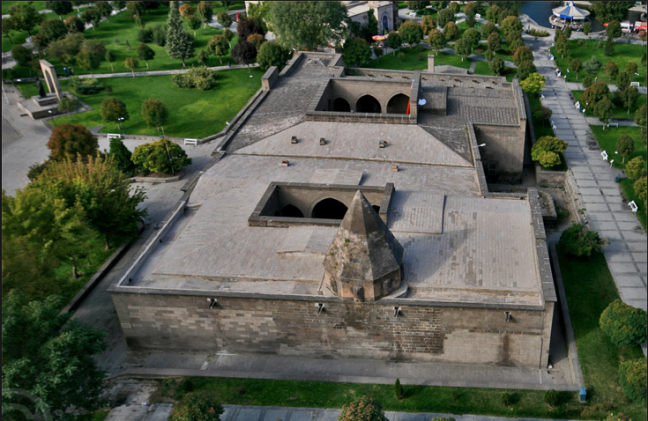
[552,2,590,21]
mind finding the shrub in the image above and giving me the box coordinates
[169,391,223,421]
[618,358,647,403]
[583,55,602,74]
[600,299,647,346]
[394,378,404,400]
[516,60,537,81]
[69,76,105,95]
[57,96,80,113]
[500,392,512,407]
[531,136,568,168]
[544,389,558,406]
[173,66,217,90]
[625,156,646,180]
[152,24,167,46]
[397,52,405,63]
[533,106,552,125]
[27,160,51,181]
[582,75,594,89]
[338,396,388,421]
[558,223,607,257]
[11,45,33,67]
[108,136,135,175]
[581,81,610,108]
[526,28,549,37]
[634,176,647,203]
[137,26,153,43]
[131,138,192,174]
[46,124,98,161]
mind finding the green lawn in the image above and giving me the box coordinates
[590,125,646,170]
[43,69,262,139]
[572,91,647,120]
[472,60,515,82]
[557,250,646,420]
[550,40,646,84]
[369,45,471,71]
[2,1,47,14]
[619,178,647,230]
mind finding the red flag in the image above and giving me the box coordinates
[236,12,239,22]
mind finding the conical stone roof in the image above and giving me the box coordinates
[323,190,404,301]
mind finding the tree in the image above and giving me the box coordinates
[583,21,591,36]
[173,66,217,90]
[343,37,371,67]
[619,86,639,115]
[507,33,524,52]
[464,3,476,27]
[635,104,647,138]
[237,16,265,40]
[387,31,402,53]
[48,33,85,65]
[462,27,480,48]
[2,17,17,44]
[208,34,230,65]
[532,106,552,126]
[247,33,265,51]
[484,48,495,62]
[581,81,610,106]
[604,36,614,56]
[513,46,533,66]
[196,1,214,28]
[152,23,166,46]
[105,48,116,71]
[583,55,602,74]
[338,396,388,421]
[76,48,101,74]
[616,134,635,163]
[595,96,614,127]
[131,138,192,174]
[40,155,147,249]
[516,60,536,81]
[582,75,594,89]
[617,71,631,92]
[520,73,545,96]
[257,41,289,71]
[38,19,68,44]
[96,1,113,20]
[618,358,647,403]
[124,56,138,77]
[625,156,646,180]
[178,3,194,17]
[604,60,619,80]
[422,15,437,34]
[531,135,568,169]
[625,61,638,76]
[127,1,146,26]
[166,2,195,67]
[399,21,423,45]
[394,379,404,400]
[169,391,224,421]
[500,16,522,38]
[606,20,622,39]
[196,48,209,65]
[2,292,107,420]
[46,1,74,19]
[137,42,155,69]
[216,11,232,29]
[590,1,635,23]
[437,8,455,28]
[407,1,430,10]
[64,15,85,33]
[454,37,471,62]
[448,1,459,14]
[486,32,501,53]
[600,299,647,346]
[186,15,201,37]
[485,4,500,23]
[223,28,234,47]
[46,124,98,161]
[108,136,135,174]
[11,45,33,67]
[141,98,169,136]
[481,22,498,40]
[555,34,569,59]
[80,7,101,30]
[8,2,43,36]
[563,25,572,39]
[111,1,127,9]
[101,96,129,129]
[487,56,504,75]
[570,58,582,80]
[430,1,448,9]
[275,0,345,46]
[232,40,257,73]
[635,176,647,204]
[440,21,458,41]
[558,223,607,257]
[427,29,445,52]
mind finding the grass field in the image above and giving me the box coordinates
[472,60,515,82]
[369,45,471,71]
[619,178,647,230]
[2,1,47,15]
[550,39,646,84]
[590,125,646,170]
[571,91,647,120]
[557,250,646,420]
[41,69,262,139]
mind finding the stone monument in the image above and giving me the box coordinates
[39,59,62,100]
[17,60,71,119]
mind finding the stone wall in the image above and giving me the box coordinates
[261,66,279,91]
[111,291,551,367]
[536,163,567,186]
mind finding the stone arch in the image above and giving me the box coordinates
[356,94,382,114]
[311,198,348,220]
[280,204,304,218]
[386,93,409,114]
[333,97,351,112]
[381,13,390,34]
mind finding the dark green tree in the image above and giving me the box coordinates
[343,37,371,66]
[394,379,404,400]
[481,22,498,39]
[207,34,230,64]
[127,0,146,26]
[582,75,594,88]
[618,358,647,403]
[570,58,582,80]
[513,46,533,66]
[516,60,536,81]
[619,86,639,115]
[462,27,480,48]
[232,40,257,73]
[594,96,614,127]
[141,98,169,136]
[442,21,459,41]
[581,81,610,107]
[216,10,232,29]
[46,124,98,161]
[38,18,67,44]
[604,60,619,80]
[196,1,213,28]
[268,1,347,50]
[625,156,646,180]
[137,42,155,69]
[2,17,17,44]
[11,45,33,67]
[531,135,568,168]
[500,16,522,37]
[437,8,455,28]
[2,291,107,420]
[454,37,471,62]
[428,29,445,52]
[108,136,135,174]
[101,96,129,129]
[80,7,101,30]
[558,223,607,257]
[590,1,635,23]
[617,71,631,91]
[606,20,622,38]
[165,1,195,67]
[555,33,569,59]
[398,20,423,45]
[46,1,74,19]
[487,32,500,53]
[257,41,289,71]
[604,36,614,56]
[96,1,113,20]
[421,15,437,35]
[64,15,85,33]
[105,48,116,71]
[76,48,101,74]
[196,48,209,65]
[616,134,635,163]
[583,22,591,36]
[600,299,647,346]
[387,31,402,53]
[131,138,192,175]
[635,104,647,138]
[8,2,43,36]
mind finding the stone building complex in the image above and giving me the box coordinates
[109,52,557,368]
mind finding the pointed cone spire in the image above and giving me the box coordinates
[323,191,404,302]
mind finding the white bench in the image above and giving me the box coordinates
[107,133,121,140]
[183,138,198,146]
[629,200,638,213]
[630,81,640,87]
[601,150,608,161]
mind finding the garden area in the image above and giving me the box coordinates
[368,44,470,71]
[16,68,262,139]
[571,90,647,120]
[550,39,646,84]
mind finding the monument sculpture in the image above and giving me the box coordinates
[17,60,70,119]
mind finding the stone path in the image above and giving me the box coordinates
[529,36,647,323]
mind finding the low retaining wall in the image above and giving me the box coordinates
[536,163,567,186]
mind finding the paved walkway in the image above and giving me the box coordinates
[529,36,647,320]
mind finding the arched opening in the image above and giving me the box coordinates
[333,97,351,112]
[382,14,389,34]
[312,198,348,220]
[280,204,304,218]
[356,95,382,113]
[372,205,380,214]
[386,93,409,114]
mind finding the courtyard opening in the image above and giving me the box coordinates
[312,198,348,220]
[356,95,381,113]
